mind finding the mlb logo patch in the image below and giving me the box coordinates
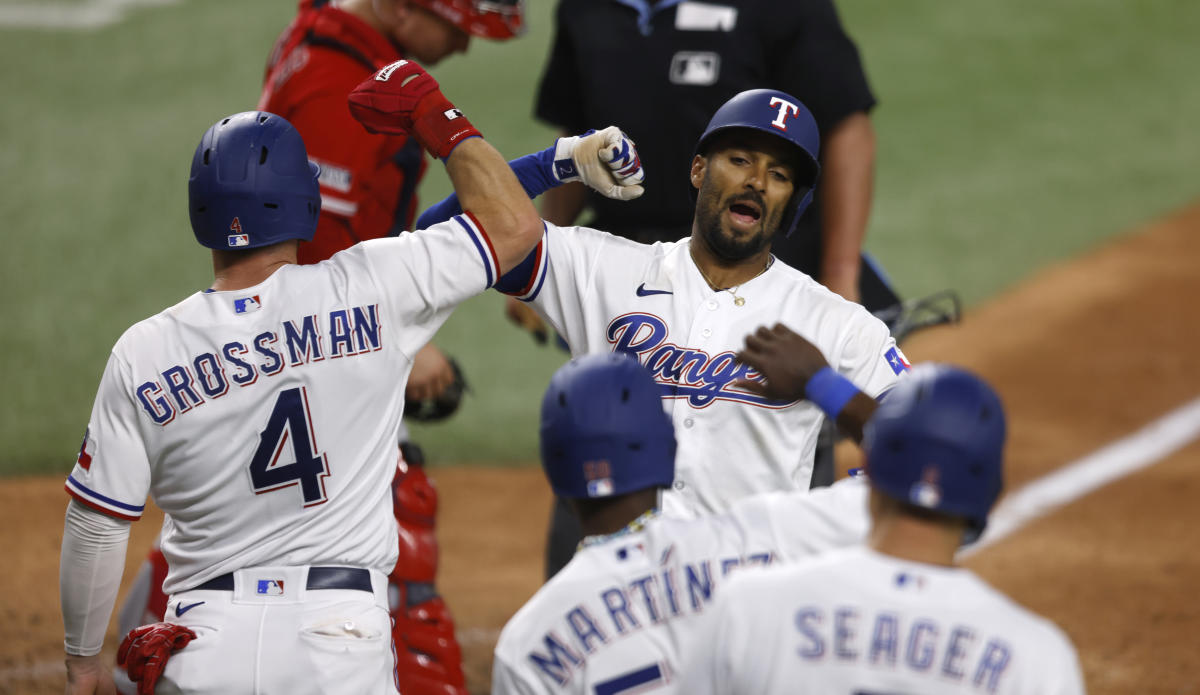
[256,579,285,596]
[443,108,463,121]
[669,51,720,86]
[228,234,249,247]
[885,347,912,375]
[583,460,614,498]
[234,295,262,314]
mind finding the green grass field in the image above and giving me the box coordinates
[2,0,1197,475]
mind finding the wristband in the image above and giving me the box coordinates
[411,95,482,160]
[804,367,859,419]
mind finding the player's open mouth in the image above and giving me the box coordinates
[728,201,762,227]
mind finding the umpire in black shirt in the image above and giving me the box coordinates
[533,0,889,308]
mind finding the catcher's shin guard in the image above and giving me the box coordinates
[388,443,467,695]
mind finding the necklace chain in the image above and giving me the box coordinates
[691,250,773,307]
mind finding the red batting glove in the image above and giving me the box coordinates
[348,59,481,159]
[117,622,197,695]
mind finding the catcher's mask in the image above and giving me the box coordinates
[691,89,821,238]
[863,364,1007,544]
[540,353,676,500]
[189,112,320,250]
[410,0,525,39]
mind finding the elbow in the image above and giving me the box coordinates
[507,199,543,250]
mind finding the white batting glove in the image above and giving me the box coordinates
[552,126,645,201]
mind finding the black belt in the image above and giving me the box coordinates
[194,566,373,593]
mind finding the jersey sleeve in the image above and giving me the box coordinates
[743,477,870,562]
[496,222,616,348]
[64,350,152,521]
[835,305,909,399]
[353,213,499,356]
[763,0,876,131]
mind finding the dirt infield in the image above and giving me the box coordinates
[3,203,1198,694]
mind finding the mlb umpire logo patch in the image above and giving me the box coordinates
[669,52,721,86]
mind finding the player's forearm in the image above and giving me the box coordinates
[443,137,542,274]
[818,112,876,302]
[61,499,132,656]
[833,392,879,443]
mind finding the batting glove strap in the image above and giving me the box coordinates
[410,95,482,160]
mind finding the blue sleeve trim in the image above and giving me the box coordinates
[66,475,145,513]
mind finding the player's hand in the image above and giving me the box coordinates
[734,323,830,401]
[117,622,197,695]
[505,297,549,345]
[348,59,480,158]
[553,126,645,201]
[406,343,456,403]
[64,653,117,695]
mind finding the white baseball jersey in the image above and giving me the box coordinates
[64,214,501,593]
[492,477,870,694]
[504,225,908,516]
[680,546,1086,695]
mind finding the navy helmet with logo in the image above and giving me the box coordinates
[692,89,821,237]
[189,111,321,250]
[863,363,1007,543]
[540,353,676,499]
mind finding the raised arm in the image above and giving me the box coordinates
[348,59,541,273]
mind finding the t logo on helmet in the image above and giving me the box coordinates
[768,96,801,132]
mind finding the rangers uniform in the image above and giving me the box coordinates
[501,226,907,517]
[492,477,870,694]
[680,546,1086,694]
[64,215,500,694]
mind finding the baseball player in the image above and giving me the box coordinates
[492,335,878,694]
[59,58,631,695]
[679,364,1087,694]
[420,89,910,578]
[109,6,523,693]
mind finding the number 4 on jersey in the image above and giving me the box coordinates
[249,387,330,507]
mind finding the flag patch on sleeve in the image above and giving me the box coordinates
[885,346,911,375]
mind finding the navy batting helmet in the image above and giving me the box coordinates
[693,89,821,237]
[189,112,320,250]
[540,353,676,499]
[863,364,1006,542]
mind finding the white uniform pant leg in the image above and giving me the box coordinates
[155,567,397,695]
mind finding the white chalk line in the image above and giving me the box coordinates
[0,0,183,31]
[962,393,1200,557]
[5,396,1198,683]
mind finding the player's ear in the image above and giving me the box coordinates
[690,154,706,192]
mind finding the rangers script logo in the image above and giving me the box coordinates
[606,313,794,409]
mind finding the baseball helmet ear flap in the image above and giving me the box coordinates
[539,353,676,500]
[863,364,1006,544]
[189,111,321,250]
[691,89,820,238]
